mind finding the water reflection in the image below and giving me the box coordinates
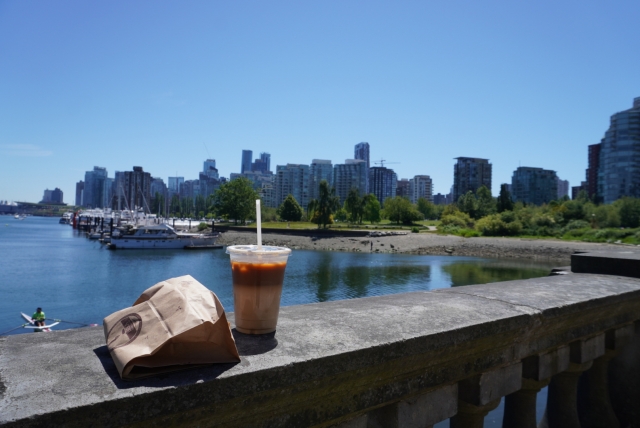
[441,260,554,288]
[282,251,554,308]
[305,252,341,302]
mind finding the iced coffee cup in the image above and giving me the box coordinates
[226,245,291,334]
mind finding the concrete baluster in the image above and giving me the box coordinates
[608,321,640,428]
[578,324,635,428]
[503,346,568,428]
[332,384,458,428]
[503,378,550,428]
[452,363,522,428]
[539,334,605,428]
[452,399,501,428]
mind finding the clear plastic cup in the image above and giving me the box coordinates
[226,245,292,334]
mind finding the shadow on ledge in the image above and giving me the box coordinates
[232,329,279,356]
[93,345,238,389]
[92,330,277,388]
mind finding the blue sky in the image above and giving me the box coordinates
[1,1,639,203]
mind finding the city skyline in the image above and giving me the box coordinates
[2,2,639,202]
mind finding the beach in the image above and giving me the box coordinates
[216,230,640,262]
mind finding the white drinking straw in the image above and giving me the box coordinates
[256,199,262,251]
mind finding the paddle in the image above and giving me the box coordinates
[0,324,28,336]
[46,318,98,327]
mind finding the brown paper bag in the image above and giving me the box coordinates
[103,275,240,380]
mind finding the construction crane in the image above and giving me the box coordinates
[373,159,400,168]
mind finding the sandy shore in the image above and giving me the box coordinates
[215,230,640,262]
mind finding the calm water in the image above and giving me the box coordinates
[0,216,558,335]
[0,216,553,426]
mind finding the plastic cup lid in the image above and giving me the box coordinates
[226,245,292,257]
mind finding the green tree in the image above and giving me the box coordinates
[497,184,514,213]
[344,188,365,224]
[151,192,165,216]
[617,197,640,228]
[194,195,207,218]
[278,194,303,221]
[416,198,437,220]
[363,194,381,224]
[261,206,278,222]
[308,180,340,228]
[180,197,193,217]
[334,207,348,222]
[476,186,496,218]
[212,177,259,224]
[384,196,423,225]
[457,191,478,219]
[170,194,181,217]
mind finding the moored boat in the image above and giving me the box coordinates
[107,223,219,249]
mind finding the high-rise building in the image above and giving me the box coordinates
[333,159,367,204]
[511,167,558,205]
[572,181,588,200]
[180,179,201,200]
[354,142,370,169]
[369,166,397,206]
[75,181,84,206]
[251,159,268,173]
[198,172,224,198]
[309,159,333,201]
[41,189,53,203]
[241,150,253,174]
[149,178,168,215]
[598,97,640,203]
[433,193,448,205]
[396,179,411,198]
[83,166,108,208]
[354,142,370,193]
[122,167,152,212]
[275,164,310,208]
[203,159,219,179]
[52,188,63,204]
[556,178,569,199]
[102,178,114,208]
[113,172,125,210]
[586,143,601,201]
[151,177,167,198]
[410,175,434,203]
[260,152,271,173]
[168,177,184,195]
[453,158,492,202]
[260,183,276,209]
[40,188,63,204]
[232,171,274,192]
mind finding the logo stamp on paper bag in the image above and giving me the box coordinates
[107,313,142,351]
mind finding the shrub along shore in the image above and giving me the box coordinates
[438,187,640,244]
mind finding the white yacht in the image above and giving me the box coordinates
[107,223,219,250]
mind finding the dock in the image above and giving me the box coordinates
[183,244,223,250]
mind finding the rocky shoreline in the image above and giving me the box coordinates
[215,230,640,262]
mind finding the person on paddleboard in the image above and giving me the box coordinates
[32,308,45,327]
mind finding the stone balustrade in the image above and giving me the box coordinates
[1,250,640,427]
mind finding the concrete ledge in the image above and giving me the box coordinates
[572,251,640,278]
[2,271,640,427]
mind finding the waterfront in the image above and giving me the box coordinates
[0,216,558,335]
[0,216,561,426]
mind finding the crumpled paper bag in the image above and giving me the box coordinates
[104,275,240,380]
